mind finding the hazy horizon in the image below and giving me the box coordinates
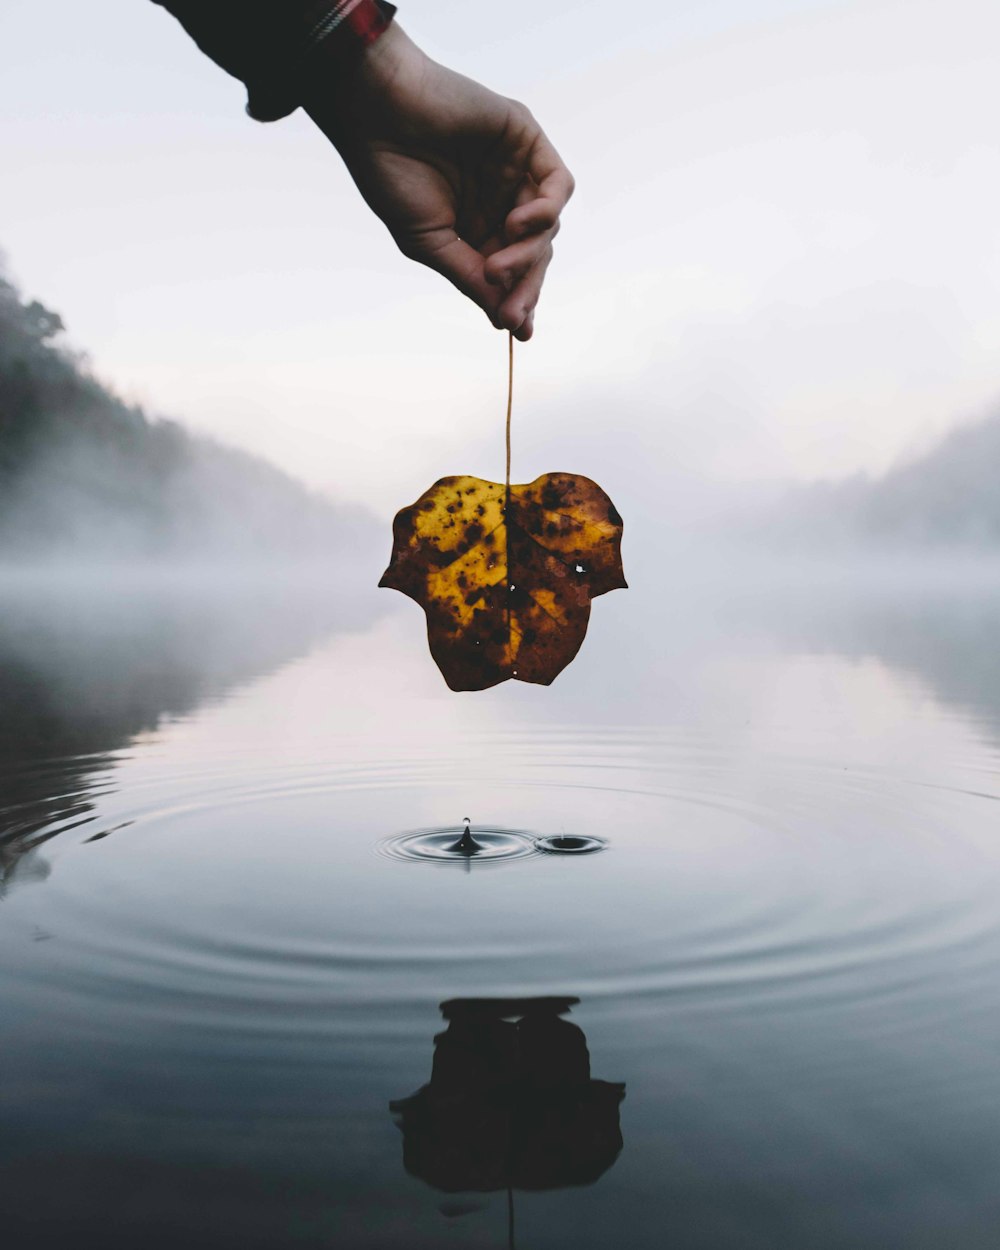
[3,0,1000,523]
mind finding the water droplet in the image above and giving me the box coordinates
[447,816,483,855]
[379,826,539,865]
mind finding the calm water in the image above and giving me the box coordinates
[3,568,1000,1248]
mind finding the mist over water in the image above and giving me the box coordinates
[4,0,1000,1234]
[5,263,1000,1244]
[0,268,383,570]
[0,571,382,895]
[3,555,1000,1247]
[5,205,1000,1249]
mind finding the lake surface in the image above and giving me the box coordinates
[3,566,1000,1248]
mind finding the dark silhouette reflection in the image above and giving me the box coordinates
[391,997,625,1200]
[0,576,379,893]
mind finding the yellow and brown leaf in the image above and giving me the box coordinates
[380,473,626,691]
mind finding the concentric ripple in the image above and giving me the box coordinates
[536,833,608,854]
[378,824,539,864]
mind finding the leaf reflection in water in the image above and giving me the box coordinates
[391,997,625,1246]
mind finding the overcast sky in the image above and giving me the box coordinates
[2,0,1000,517]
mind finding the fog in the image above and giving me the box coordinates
[4,0,999,521]
[757,406,1000,552]
[5,10,1000,1247]
[0,573,384,894]
[4,0,1000,572]
[0,267,381,571]
[6,239,1000,587]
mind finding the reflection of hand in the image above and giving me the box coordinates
[391,1000,625,1194]
[305,23,574,341]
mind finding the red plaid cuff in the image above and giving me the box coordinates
[303,0,395,54]
[248,0,396,121]
[152,0,397,123]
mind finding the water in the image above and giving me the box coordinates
[380,824,541,863]
[3,569,1000,1248]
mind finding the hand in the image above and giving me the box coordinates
[304,23,574,341]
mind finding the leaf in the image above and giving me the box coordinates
[380,473,626,691]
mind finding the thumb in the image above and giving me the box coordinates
[408,232,506,328]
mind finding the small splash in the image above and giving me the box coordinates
[535,833,607,855]
[447,816,483,855]
[379,822,538,865]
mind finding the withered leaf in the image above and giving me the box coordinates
[380,473,626,691]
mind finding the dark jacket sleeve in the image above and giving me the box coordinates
[151,1,396,122]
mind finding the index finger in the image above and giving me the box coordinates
[530,131,575,210]
[506,134,575,239]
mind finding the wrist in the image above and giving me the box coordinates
[356,19,408,89]
[303,10,410,134]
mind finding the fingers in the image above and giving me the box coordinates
[483,221,559,289]
[506,198,559,240]
[484,141,568,292]
[410,232,503,327]
[529,132,576,208]
[491,127,573,338]
[404,227,548,339]
[497,242,554,341]
[505,174,573,241]
[389,112,574,339]
[506,131,575,240]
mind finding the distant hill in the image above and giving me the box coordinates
[0,266,377,565]
[761,408,1000,552]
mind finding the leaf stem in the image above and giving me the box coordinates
[504,331,514,677]
[505,330,514,494]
